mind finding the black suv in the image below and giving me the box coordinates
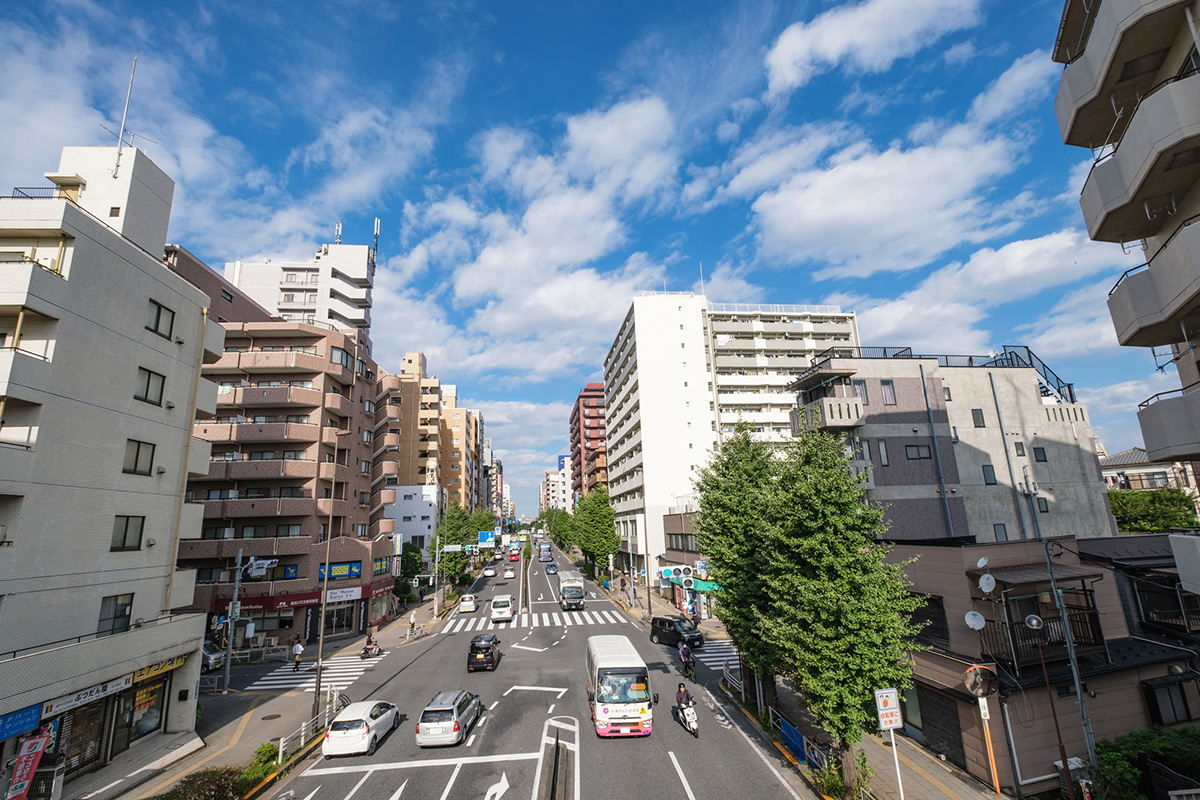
[649,617,703,648]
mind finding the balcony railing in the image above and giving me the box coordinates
[1136,578,1200,634]
[977,602,1107,677]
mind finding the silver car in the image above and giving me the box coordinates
[415,690,482,747]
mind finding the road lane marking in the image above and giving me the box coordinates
[466,734,476,747]
[479,716,487,726]
[547,704,555,713]
[490,701,499,710]
[668,752,697,800]
[512,644,547,652]
[344,770,373,800]
[386,780,408,800]
[552,612,562,626]
[437,763,462,800]
[504,685,569,698]
[306,751,540,776]
[704,686,802,800]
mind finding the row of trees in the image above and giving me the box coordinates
[693,423,924,790]
[430,501,500,578]
[539,486,621,571]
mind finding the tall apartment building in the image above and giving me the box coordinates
[181,323,396,644]
[1,146,222,780]
[568,383,607,502]
[490,456,505,519]
[788,345,1116,542]
[603,292,859,580]
[1052,0,1200,571]
[539,456,571,513]
[224,240,374,339]
[439,386,484,511]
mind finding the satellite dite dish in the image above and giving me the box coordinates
[964,611,986,631]
[976,556,989,569]
[979,574,996,594]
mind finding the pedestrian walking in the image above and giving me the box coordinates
[292,641,304,672]
[409,610,417,633]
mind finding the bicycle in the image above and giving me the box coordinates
[683,657,696,682]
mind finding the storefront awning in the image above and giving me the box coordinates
[670,576,720,592]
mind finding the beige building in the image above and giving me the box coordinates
[439,385,484,511]
[181,322,395,644]
[0,146,222,780]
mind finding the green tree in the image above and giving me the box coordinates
[574,486,619,570]
[540,508,576,549]
[1107,488,1198,532]
[397,541,422,583]
[431,500,472,579]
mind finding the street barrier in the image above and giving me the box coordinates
[277,688,350,764]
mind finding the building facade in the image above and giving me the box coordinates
[603,292,859,582]
[1,146,221,781]
[789,346,1117,541]
[568,383,607,501]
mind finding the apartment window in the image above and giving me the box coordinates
[402,515,413,522]
[134,367,165,405]
[403,494,414,500]
[290,379,313,388]
[357,524,368,537]
[218,381,236,394]
[213,451,237,461]
[451,464,460,470]
[993,523,1008,542]
[364,399,375,412]
[905,445,931,460]
[861,440,871,461]
[1015,442,1026,457]
[982,465,997,485]
[248,450,274,461]
[221,289,234,302]
[852,380,868,405]
[146,300,175,338]
[386,478,398,486]
[972,408,986,428]
[277,524,302,537]
[943,386,952,402]
[330,346,353,369]
[1033,447,1047,462]
[1037,497,1049,513]
[358,491,369,505]
[362,430,373,443]
[207,488,234,500]
[878,440,889,467]
[244,525,268,538]
[279,487,304,498]
[245,487,270,498]
[1145,680,1194,726]
[98,593,134,636]
[880,380,897,405]
[283,450,304,460]
[421,515,431,521]
[287,414,309,424]
[361,460,370,473]
[109,206,121,218]
[123,440,155,475]
[111,516,145,551]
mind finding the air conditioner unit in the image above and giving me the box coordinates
[221,527,235,538]
[218,570,232,583]
[265,636,279,647]
[228,490,239,500]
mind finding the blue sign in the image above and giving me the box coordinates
[0,704,41,740]
[318,561,362,580]
[478,530,496,546]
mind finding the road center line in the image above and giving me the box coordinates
[668,751,697,800]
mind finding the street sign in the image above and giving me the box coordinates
[478,530,496,546]
[978,696,990,720]
[874,688,903,730]
[443,544,463,552]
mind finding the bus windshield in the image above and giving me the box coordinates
[596,669,651,704]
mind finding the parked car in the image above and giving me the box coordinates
[483,566,496,577]
[415,690,482,747]
[503,567,515,579]
[545,563,558,575]
[490,594,514,623]
[467,633,501,671]
[459,594,477,612]
[649,616,704,648]
[201,640,225,674]
[323,701,399,757]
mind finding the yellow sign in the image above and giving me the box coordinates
[134,655,185,682]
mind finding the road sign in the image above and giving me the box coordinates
[875,688,903,730]
[479,530,496,546]
[443,544,463,552]
[978,696,991,720]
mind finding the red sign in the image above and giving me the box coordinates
[5,734,49,800]
[370,581,393,599]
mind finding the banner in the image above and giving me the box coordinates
[4,734,50,800]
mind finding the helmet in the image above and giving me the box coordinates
[678,683,685,690]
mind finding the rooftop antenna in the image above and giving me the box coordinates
[699,261,705,296]
[334,222,342,245]
[113,56,138,178]
[373,217,380,257]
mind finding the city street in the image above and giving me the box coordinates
[266,544,809,800]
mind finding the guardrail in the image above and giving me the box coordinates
[277,688,350,764]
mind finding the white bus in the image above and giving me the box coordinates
[584,635,657,737]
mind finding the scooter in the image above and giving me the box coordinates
[676,700,699,738]
[359,643,382,659]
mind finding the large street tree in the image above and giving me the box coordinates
[431,500,473,579]
[540,508,576,549]
[397,542,422,584]
[573,486,620,570]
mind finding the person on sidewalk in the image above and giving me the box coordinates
[409,610,417,633]
[292,641,304,672]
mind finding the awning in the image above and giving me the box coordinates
[669,577,720,592]
[965,563,1102,586]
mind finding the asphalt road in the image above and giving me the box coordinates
[266,543,810,800]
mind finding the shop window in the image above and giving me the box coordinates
[98,593,134,636]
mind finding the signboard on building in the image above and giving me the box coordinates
[4,734,50,800]
[874,688,902,731]
[43,674,133,718]
[133,655,186,683]
[0,705,41,741]
[326,586,362,603]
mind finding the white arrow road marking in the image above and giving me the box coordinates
[387,780,408,800]
[589,591,596,598]
[484,772,510,800]
[511,644,547,652]
[538,594,543,601]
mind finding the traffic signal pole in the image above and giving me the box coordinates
[222,548,243,695]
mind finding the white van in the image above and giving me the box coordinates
[490,594,514,623]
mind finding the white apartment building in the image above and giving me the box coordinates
[224,241,374,338]
[385,485,441,567]
[604,292,858,581]
[539,461,570,513]
[0,146,223,779]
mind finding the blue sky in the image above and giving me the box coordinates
[1,0,1171,515]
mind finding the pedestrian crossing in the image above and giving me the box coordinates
[694,641,740,672]
[244,653,382,692]
[439,608,632,635]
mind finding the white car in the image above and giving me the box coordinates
[459,594,477,612]
[482,566,496,577]
[490,594,514,622]
[323,701,399,757]
[503,567,515,579]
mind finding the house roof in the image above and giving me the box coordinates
[1099,447,1152,468]
[1077,534,1176,569]
[966,563,1102,585]
[999,637,1197,692]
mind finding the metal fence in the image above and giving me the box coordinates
[277,688,350,764]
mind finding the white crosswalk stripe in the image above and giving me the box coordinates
[438,605,632,634]
[693,641,740,671]
[551,612,562,627]
[245,654,380,692]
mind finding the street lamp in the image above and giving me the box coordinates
[1026,614,1077,800]
[312,429,352,718]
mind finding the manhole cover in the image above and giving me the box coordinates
[261,714,282,720]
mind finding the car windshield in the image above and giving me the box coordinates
[493,600,510,609]
[562,587,584,599]
[330,719,366,732]
[676,620,697,632]
[420,709,454,723]
[596,669,651,704]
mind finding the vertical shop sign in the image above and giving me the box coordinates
[4,734,50,800]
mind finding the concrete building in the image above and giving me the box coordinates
[603,292,858,581]
[788,346,1117,542]
[539,456,571,513]
[382,485,440,569]
[0,146,222,781]
[1099,446,1200,517]
[439,386,484,511]
[568,383,607,501]
[164,244,276,325]
[180,322,396,645]
[224,240,374,340]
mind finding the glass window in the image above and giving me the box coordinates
[98,593,134,636]
[852,380,868,405]
[123,440,155,475]
[905,445,931,459]
[993,523,1008,542]
[248,450,274,460]
[146,300,175,338]
[943,386,952,402]
[283,450,304,460]
[111,516,144,551]
[1015,442,1025,457]
[245,487,270,498]
[1034,447,1047,462]
[277,524,302,537]
[861,440,871,461]
[243,525,268,538]
[1036,497,1050,513]
[983,465,997,485]
[972,409,985,428]
[330,346,352,368]
[878,440,889,467]
[134,367,165,405]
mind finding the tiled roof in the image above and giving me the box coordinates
[966,563,1102,585]
[999,637,1197,691]
[1077,534,1174,568]
[1099,447,1151,468]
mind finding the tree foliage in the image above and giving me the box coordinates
[1107,488,1198,532]
[397,541,422,583]
[431,500,472,577]
[540,508,576,548]
[574,486,620,568]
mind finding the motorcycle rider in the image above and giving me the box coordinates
[676,682,693,710]
[360,634,381,657]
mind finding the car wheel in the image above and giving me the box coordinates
[367,736,377,756]
[651,633,660,644]
[392,714,399,731]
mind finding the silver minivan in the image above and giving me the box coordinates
[201,641,225,673]
[415,690,482,747]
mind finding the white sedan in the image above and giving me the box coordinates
[323,701,399,757]
[483,566,496,577]
[503,567,515,579]
[459,594,477,612]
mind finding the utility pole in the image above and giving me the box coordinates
[222,548,243,695]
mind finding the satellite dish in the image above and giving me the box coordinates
[964,611,986,631]
[979,574,996,594]
[976,556,989,569]
[1025,614,1044,630]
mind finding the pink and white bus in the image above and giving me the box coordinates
[585,635,658,737]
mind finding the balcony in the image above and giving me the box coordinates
[324,392,354,416]
[1107,217,1200,347]
[1138,382,1200,461]
[1080,76,1200,243]
[226,458,318,481]
[1054,0,1190,142]
[178,535,315,561]
[791,397,864,433]
[202,497,317,518]
[234,421,321,444]
[229,385,322,408]
[977,602,1107,678]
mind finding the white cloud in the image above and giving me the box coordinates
[1014,281,1121,360]
[967,51,1058,127]
[1076,370,1177,453]
[764,0,983,99]
[695,262,767,303]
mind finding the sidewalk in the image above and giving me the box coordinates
[64,597,443,800]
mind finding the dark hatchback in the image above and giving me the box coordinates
[649,616,703,648]
[467,633,501,671]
